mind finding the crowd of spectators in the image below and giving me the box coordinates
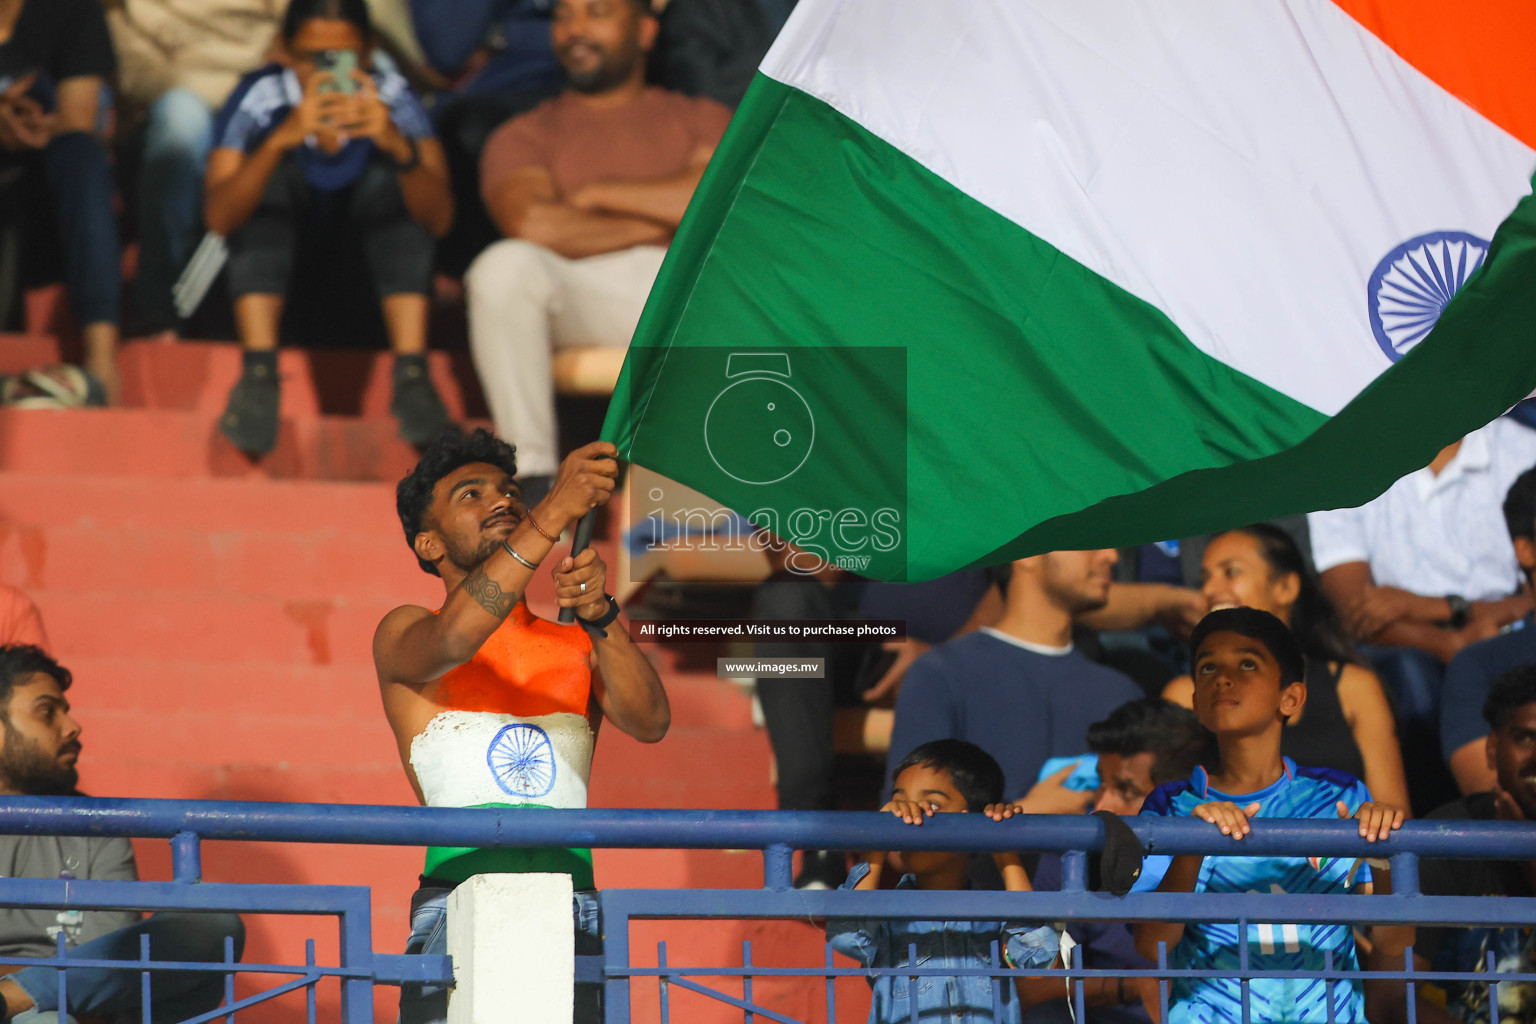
[0,0,785,457]
[747,411,1536,1021]
[3,0,1536,1018]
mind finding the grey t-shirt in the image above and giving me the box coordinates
[0,835,139,957]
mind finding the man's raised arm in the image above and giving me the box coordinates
[373,442,620,686]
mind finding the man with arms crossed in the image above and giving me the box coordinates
[373,428,669,1024]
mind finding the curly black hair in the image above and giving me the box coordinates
[0,645,71,714]
[396,427,519,576]
[1483,664,1536,732]
[1087,697,1211,786]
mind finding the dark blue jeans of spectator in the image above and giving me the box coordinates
[398,879,601,1024]
[1364,644,1457,812]
[133,88,213,332]
[0,132,121,329]
[9,912,244,1024]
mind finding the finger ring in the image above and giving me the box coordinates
[580,582,587,593]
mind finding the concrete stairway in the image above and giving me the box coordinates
[0,337,859,1024]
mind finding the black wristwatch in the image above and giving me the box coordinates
[577,594,621,639]
[1446,594,1472,630]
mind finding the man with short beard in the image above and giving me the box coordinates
[0,645,244,1024]
[375,428,668,1024]
[1369,665,1536,1024]
[464,0,732,502]
[887,551,1143,803]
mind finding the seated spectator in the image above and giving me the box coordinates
[407,0,562,273]
[0,0,122,401]
[207,0,454,457]
[828,739,1059,1024]
[0,645,245,1021]
[1441,466,1536,796]
[1133,608,1404,1024]
[747,543,868,890]
[1000,697,1207,1024]
[467,0,731,501]
[886,550,1142,806]
[1310,421,1536,807]
[109,0,283,336]
[0,585,46,649]
[1371,665,1536,1024]
[648,0,793,108]
[1161,524,1410,814]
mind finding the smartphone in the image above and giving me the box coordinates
[1036,754,1100,792]
[314,49,359,95]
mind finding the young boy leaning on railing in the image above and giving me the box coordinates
[1133,607,1406,1024]
[826,739,1059,1024]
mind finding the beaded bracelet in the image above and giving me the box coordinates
[525,511,559,543]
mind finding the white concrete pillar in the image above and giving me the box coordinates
[446,872,575,1024]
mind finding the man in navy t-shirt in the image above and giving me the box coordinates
[1442,465,1536,795]
[887,549,1142,803]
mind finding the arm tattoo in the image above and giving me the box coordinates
[462,566,520,619]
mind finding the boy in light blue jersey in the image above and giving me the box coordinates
[1133,608,1404,1024]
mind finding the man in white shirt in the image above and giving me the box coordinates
[1309,416,1536,810]
[1310,418,1536,663]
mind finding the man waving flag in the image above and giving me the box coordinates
[602,0,1536,582]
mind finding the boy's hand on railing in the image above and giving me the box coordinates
[982,762,1094,819]
[881,797,935,825]
[1341,800,1404,842]
[1192,801,1261,839]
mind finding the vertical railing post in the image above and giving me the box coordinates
[763,844,794,891]
[337,891,374,1024]
[1060,850,1087,892]
[1389,853,1420,896]
[604,896,631,1024]
[171,831,202,883]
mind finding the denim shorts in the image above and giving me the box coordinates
[398,876,602,1024]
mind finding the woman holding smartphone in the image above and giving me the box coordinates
[205,0,455,457]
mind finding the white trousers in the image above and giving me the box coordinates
[465,239,667,477]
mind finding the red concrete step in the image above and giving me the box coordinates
[117,339,486,421]
[589,727,773,810]
[0,406,448,482]
[29,589,397,666]
[0,523,438,602]
[0,473,405,538]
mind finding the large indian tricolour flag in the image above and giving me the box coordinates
[602,0,1536,582]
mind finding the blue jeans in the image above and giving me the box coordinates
[1364,645,1457,813]
[398,879,602,1024]
[10,912,244,1024]
[132,88,213,332]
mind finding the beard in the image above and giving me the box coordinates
[559,39,643,94]
[0,722,79,796]
[442,532,502,574]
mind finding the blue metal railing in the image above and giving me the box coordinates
[0,797,1531,1023]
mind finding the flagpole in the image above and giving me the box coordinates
[557,510,598,624]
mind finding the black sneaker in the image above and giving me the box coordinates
[219,356,279,455]
[392,355,452,447]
